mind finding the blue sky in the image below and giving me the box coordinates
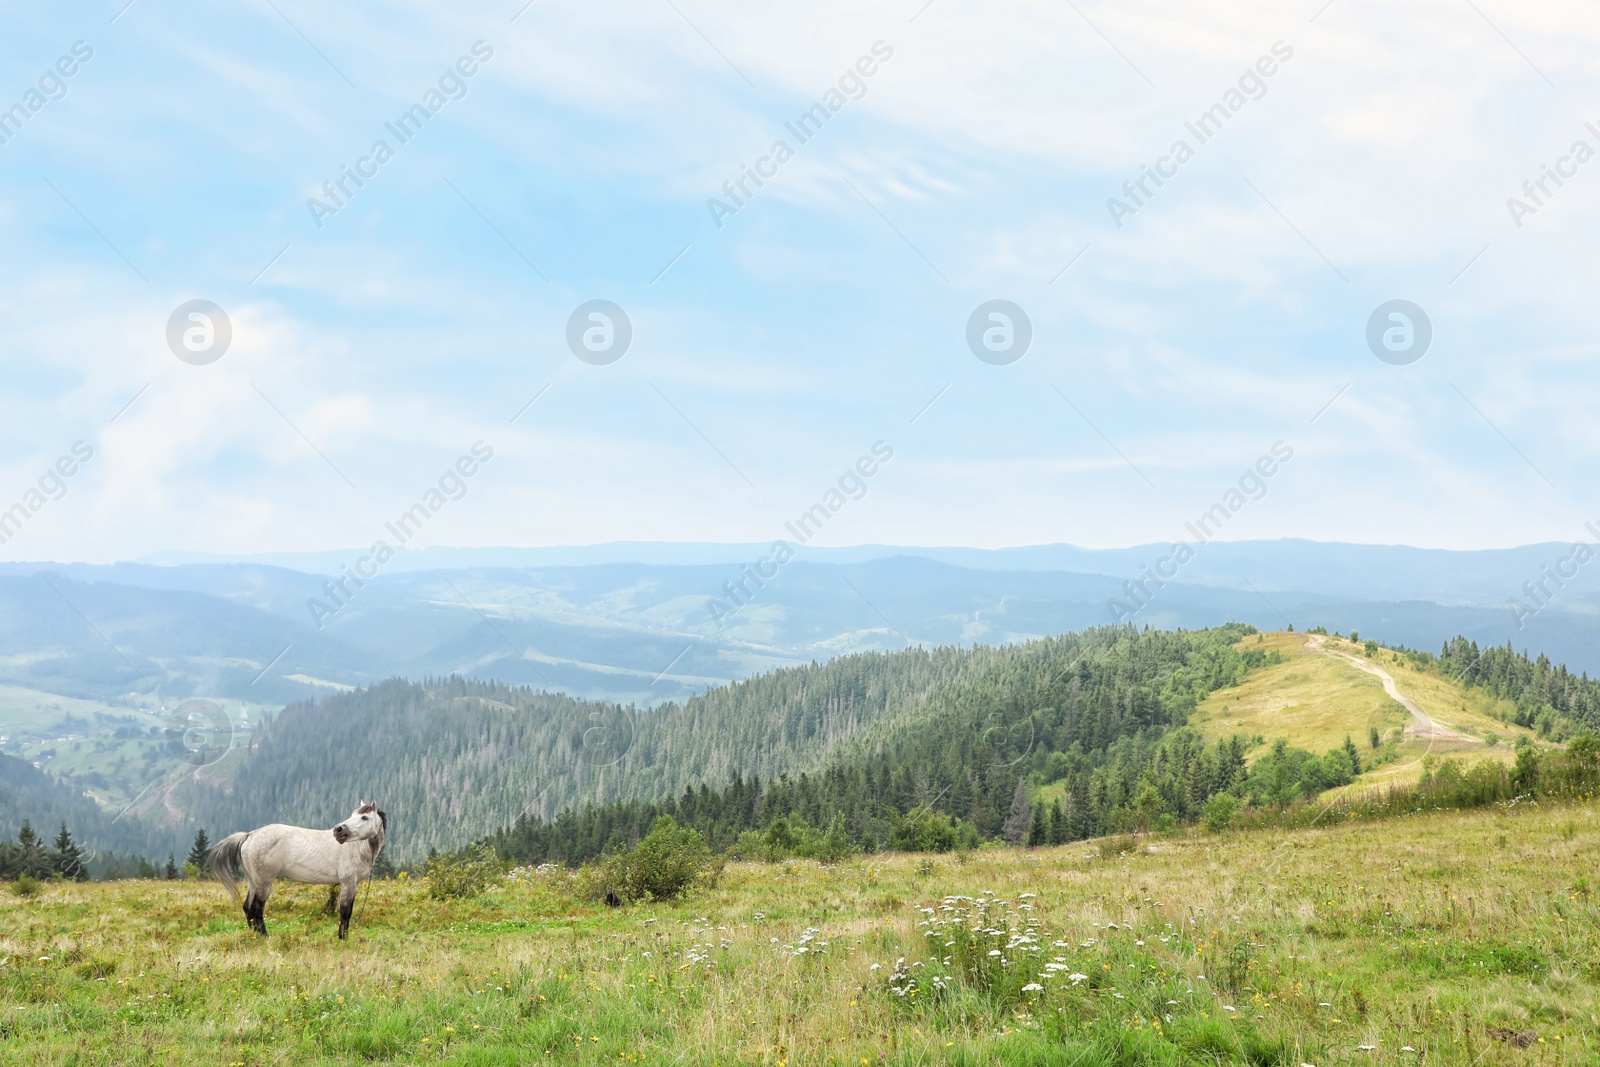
[1,0,1597,563]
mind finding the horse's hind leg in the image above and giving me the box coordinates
[323,885,339,916]
[244,879,274,936]
[241,891,261,935]
[337,879,357,940]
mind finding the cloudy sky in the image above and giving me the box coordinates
[1,0,1596,563]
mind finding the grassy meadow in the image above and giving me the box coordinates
[1,795,1596,1066]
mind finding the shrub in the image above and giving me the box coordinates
[1202,793,1238,833]
[816,815,855,863]
[1097,834,1136,859]
[581,816,718,904]
[11,873,41,898]
[888,811,958,853]
[724,830,767,861]
[762,816,799,860]
[424,843,501,900]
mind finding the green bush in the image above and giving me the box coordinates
[581,816,718,904]
[724,830,767,861]
[816,815,855,863]
[424,843,502,900]
[11,873,41,898]
[1202,793,1238,833]
[888,811,958,853]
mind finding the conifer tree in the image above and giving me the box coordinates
[1026,804,1047,847]
[818,814,854,863]
[1343,734,1363,774]
[1001,781,1031,845]
[186,829,211,870]
[53,823,88,882]
[14,821,51,879]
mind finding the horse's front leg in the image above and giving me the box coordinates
[337,879,357,940]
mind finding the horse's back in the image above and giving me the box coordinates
[242,824,343,885]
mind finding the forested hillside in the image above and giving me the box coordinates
[171,644,1021,862]
[0,750,170,860]
[485,624,1271,863]
[23,623,1600,869]
[1439,636,1600,733]
[484,628,1600,867]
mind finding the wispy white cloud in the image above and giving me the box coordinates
[0,0,1595,560]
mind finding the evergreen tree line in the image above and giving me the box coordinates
[0,822,219,883]
[1437,636,1600,736]
[13,625,1597,872]
[0,821,94,881]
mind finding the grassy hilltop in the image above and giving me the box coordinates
[0,798,1596,1066]
[1190,631,1547,793]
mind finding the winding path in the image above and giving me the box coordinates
[1304,634,1478,745]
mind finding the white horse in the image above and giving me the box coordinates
[209,801,387,939]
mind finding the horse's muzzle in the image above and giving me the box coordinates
[332,825,351,844]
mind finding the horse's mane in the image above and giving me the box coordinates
[357,800,388,851]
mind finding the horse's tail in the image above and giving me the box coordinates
[208,832,249,902]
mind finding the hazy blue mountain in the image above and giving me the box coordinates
[1,540,1597,713]
[134,538,1600,610]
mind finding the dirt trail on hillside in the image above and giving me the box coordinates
[1304,635,1479,745]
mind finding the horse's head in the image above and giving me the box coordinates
[332,801,387,846]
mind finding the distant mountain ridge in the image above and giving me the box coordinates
[134,538,1600,608]
[0,539,1597,714]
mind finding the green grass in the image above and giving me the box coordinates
[1191,632,1412,755]
[1,797,1597,1065]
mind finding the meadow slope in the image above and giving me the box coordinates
[0,798,1595,1066]
[1191,632,1547,794]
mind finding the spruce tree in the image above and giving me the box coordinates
[1067,780,1092,841]
[53,823,88,882]
[186,829,211,870]
[15,821,49,879]
[1001,780,1031,845]
[164,855,178,880]
[1048,799,1065,845]
[1343,735,1363,774]
[1026,804,1047,847]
